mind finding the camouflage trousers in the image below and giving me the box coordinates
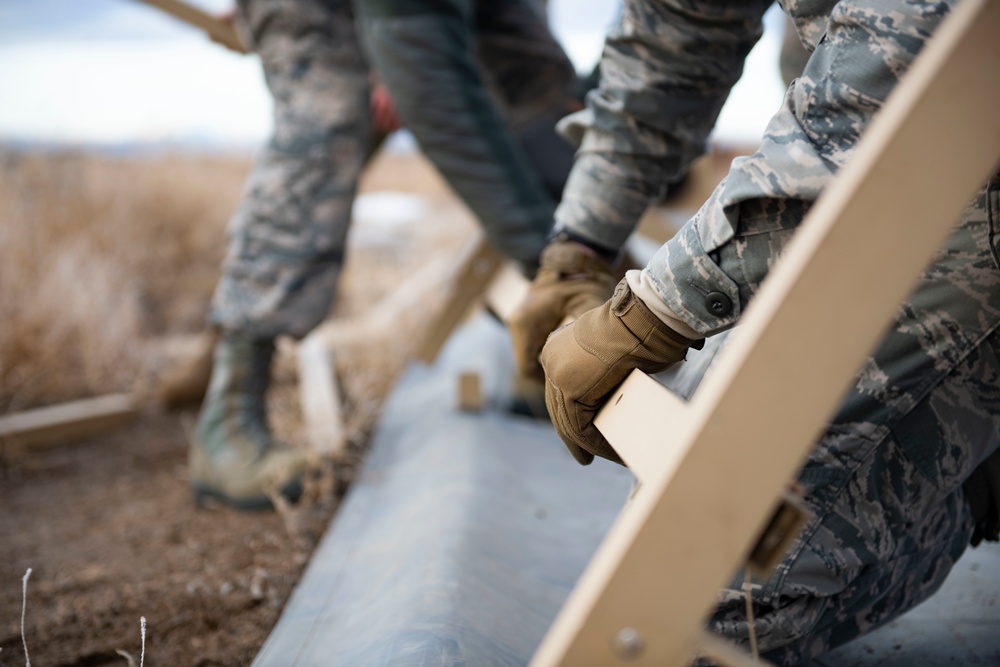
[358,0,577,268]
[666,175,1000,665]
[211,0,575,339]
[210,0,371,340]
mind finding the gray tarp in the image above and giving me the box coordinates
[254,314,1000,666]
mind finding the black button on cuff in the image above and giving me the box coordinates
[704,292,733,317]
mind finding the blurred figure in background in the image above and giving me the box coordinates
[185,0,372,510]
[358,0,581,261]
[179,0,580,510]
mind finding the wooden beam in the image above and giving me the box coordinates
[483,261,530,324]
[589,371,689,483]
[0,394,136,452]
[531,0,1000,664]
[415,235,504,364]
[130,0,247,53]
[297,333,347,460]
[456,372,484,412]
[313,256,452,350]
[294,258,454,460]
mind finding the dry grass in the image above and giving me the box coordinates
[0,145,476,453]
[0,149,246,412]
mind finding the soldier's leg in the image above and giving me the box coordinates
[359,0,554,268]
[192,0,371,510]
[472,0,580,200]
[706,176,1000,664]
[213,0,370,340]
[472,0,577,131]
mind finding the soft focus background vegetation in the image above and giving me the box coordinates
[0,151,244,411]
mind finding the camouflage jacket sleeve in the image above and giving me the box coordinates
[561,0,953,337]
[553,0,771,253]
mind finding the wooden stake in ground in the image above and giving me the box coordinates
[483,262,530,324]
[297,334,347,460]
[456,372,483,412]
[416,236,504,364]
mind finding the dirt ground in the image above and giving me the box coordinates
[0,407,337,667]
[0,147,475,666]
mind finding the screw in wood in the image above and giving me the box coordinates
[610,627,645,661]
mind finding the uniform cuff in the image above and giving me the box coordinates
[626,270,702,341]
[643,217,742,337]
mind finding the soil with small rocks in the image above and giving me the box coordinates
[0,403,341,667]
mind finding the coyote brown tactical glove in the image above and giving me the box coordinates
[509,240,617,380]
[540,279,703,466]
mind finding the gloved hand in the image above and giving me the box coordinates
[508,239,617,381]
[540,279,703,466]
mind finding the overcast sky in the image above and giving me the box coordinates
[0,0,787,147]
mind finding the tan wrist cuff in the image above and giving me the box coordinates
[625,270,703,341]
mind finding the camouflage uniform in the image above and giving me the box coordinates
[358,0,577,268]
[211,0,576,340]
[553,0,1000,663]
[210,0,370,340]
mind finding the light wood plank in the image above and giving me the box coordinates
[532,1,1000,664]
[297,334,346,459]
[131,0,247,53]
[595,372,690,482]
[457,372,484,412]
[415,235,504,364]
[311,256,452,351]
[0,394,136,451]
[483,262,530,323]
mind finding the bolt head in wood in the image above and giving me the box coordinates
[610,627,645,660]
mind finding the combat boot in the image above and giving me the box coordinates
[189,333,309,510]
